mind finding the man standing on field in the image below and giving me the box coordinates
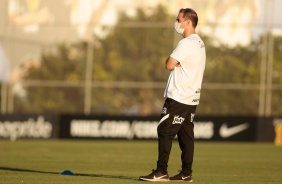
[139,8,206,182]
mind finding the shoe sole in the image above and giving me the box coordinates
[139,178,170,182]
[169,179,193,182]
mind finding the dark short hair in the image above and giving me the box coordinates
[179,8,198,28]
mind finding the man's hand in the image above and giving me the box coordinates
[165,57,180,71]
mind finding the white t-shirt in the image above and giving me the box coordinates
[164,34,206,105]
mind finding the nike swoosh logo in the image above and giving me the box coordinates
[159,114,169,125]
[153,175,167,180]
[182,176,191,180]
[219,123,249,138]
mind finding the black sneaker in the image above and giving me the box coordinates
[139,169,169,182]
[169,171,192,182]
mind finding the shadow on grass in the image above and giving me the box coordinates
[0,167,138,181]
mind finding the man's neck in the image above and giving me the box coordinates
[183,29,196,38]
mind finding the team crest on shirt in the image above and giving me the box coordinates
[161,107,167,114]
[172,115,185,124]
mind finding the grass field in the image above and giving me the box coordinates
[0,140,281,184]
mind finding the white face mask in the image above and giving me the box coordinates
[174,22,184,34]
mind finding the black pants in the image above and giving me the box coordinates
[157,98,197,175]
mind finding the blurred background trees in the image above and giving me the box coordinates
[0,0,282,116]
[5,5,282,116]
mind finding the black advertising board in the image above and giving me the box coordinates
[0,114,274,142]
[0,114,58,140]
[59,115,258,141]
[256,117,276,142]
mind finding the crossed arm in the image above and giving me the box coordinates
[165,57,181,71]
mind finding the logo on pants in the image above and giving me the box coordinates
[172,115,185,124]
[191,113,195,123]
[161,107,167,114]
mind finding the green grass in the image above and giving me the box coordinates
[0,140,281,184]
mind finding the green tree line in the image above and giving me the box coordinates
[13,6,282,116]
